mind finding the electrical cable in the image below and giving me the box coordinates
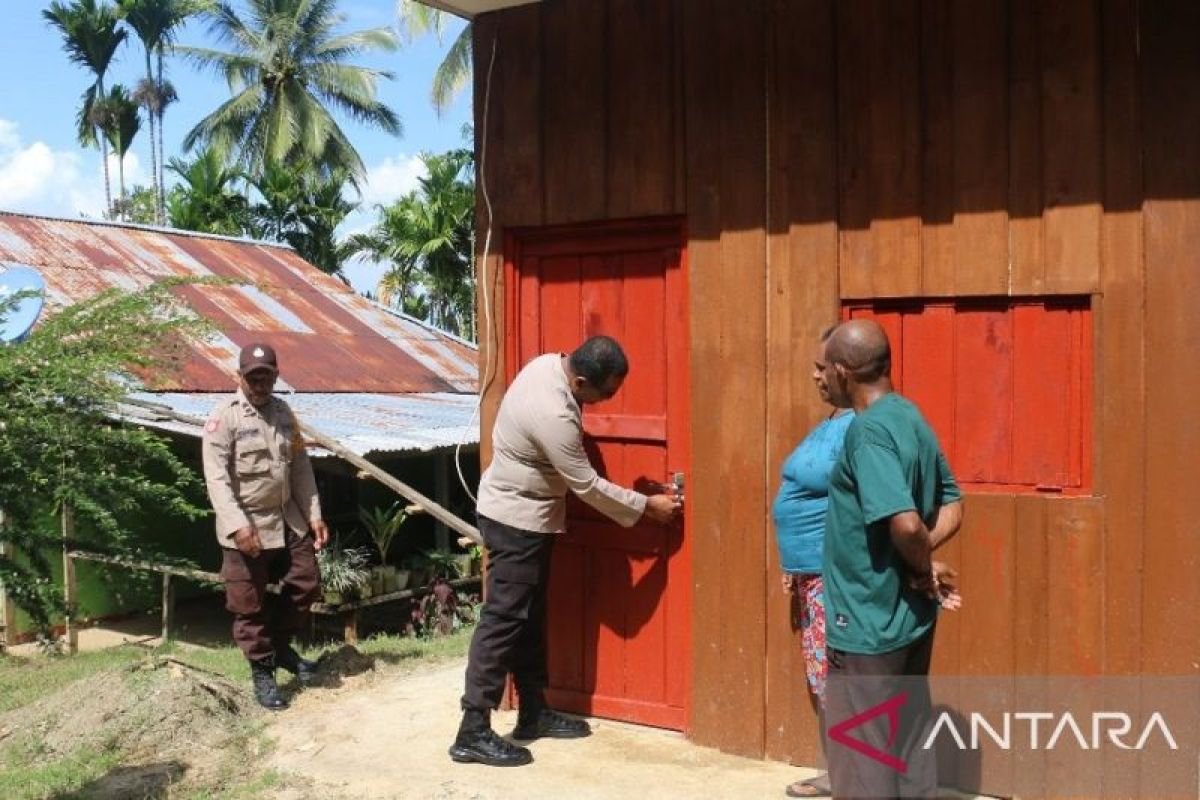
[454,29,499,505]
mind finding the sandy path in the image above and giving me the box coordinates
[267,656,817,800]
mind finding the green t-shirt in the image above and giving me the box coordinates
[823,393,961,655]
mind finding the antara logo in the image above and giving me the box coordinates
[925,711,1179,751]
[827,692,910,773]
[828,691,1179,775]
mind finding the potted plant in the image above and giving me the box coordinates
[360,503,409,593]
[424,548,467,580]
[467,544,484,577]
[404,552,431,588]
[316,539,372,605]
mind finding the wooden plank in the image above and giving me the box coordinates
[607,0,675,218]
[1008,0,1045,294]
[956,497,1017,666]
[714,0,768,758]
[899,305,956,459]
[764,0,839,767]
[473,12,506,474]
[1012,495,1048,798]
[541,0,605,224]
[1097,0,1144,684]
[918,0,956,295]
[1043,496,1105,797]
[684,0,768,757]
[682,0,726,749]
[953,306,1013,484]
[1040,0,1102,294]
[1011,305,1071,486]
[950,0,1009,295]
[837,0,922,299]
[1045,497,1105,675]
[1140,0,1200,675]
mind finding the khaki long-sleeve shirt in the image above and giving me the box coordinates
[477,353,647,533]
[201,390,322,549]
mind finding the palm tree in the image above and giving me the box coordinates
[250,162,358,278]
[165,147,250,235]
[355,149,474,337]
[98,85,143,218]
[44,0,128,216]
[180,0,402,182]
[349,194,425,310]
[397,1,471,116]
[118,0,200,224]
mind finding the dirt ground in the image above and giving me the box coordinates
[267,656,819,800]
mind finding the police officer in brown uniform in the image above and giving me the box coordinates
[201,343,330,710]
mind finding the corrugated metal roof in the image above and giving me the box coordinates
[118,391,480,456]
[0,211,478,394]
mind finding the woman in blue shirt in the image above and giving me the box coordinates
[773,334,853,798]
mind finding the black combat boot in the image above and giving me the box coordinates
[512,705,591,741]
[250,657,288,711]
[275,643,319,686]
[448,708,533,767]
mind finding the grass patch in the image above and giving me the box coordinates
[0,647,146,714]
[0,741,122,800]
[355,626,473,665]
[0,626,474,799]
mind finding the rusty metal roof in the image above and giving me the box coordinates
[0,211,478,394]
[118,391,479,456]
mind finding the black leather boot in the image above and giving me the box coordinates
[275,644,319,686]
[512,707,591,740]
[250,657,288,711]
[448,708,533,767]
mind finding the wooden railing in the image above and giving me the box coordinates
[63,547,480,651]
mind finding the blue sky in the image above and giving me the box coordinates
[0,1,472,293]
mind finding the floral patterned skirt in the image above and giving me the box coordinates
[798,574,827,701]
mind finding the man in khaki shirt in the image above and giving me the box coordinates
[202,342,329,710]
[450,335,681,767]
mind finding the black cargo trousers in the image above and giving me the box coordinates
[461,515,555,712]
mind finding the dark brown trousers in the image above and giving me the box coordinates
[461,515,555,712]
[220,528,320,662]
[824,627,937,800]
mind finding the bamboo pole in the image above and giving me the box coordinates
[296,422,482,546]
[62,503,78,655]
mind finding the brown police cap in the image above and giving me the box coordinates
[238,343,278,375]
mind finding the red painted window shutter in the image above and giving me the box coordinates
[843,298,1093,494]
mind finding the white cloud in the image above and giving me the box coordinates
[0,119,143,220]
[359,153,426,207]
[338,153,428,296]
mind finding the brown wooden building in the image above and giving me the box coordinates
[437,0,1199,793]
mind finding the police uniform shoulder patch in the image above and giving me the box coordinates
[204,418,220,434]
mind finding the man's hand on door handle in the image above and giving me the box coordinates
[643,493,683,524]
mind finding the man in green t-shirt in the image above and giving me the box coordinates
[818,319,964,799]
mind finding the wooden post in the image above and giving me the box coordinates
[435,451,450,552]
[62,503,78,655]
[343,609,359,645]
[161,573,175,642]
[0,510,14,653]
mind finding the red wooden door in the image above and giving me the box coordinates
[504,217,690,731]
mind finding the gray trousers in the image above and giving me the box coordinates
[824,627,937,800]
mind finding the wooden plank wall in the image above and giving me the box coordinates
[473,0,1200,784]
